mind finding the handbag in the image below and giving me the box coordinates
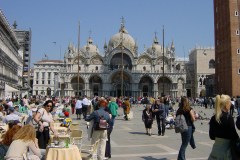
[174,114,188,133]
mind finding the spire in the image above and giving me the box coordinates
[119,16,128,33]
[104,39,107,49]
[171,40,175,51]
[153,31,159,44]
[13,20,17,29]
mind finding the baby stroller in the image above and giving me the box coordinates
[165,114,175,129]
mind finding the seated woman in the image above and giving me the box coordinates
[0,125,22,160]
[5,125,42,160]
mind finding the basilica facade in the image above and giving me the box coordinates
[56,22,187,98]
[33,23,187,98]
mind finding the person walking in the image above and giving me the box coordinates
[75,97,83,120]
[208,94,239,160]
[82,95,90,119]
[107,97,118,126]
[85,99,111,160]
[142,103,153,136]
[123,98,131,120]
[176,96,196,160]
[152,99,164,136]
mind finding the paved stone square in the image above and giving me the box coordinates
[72,104,240,160]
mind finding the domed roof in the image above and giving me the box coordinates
[108,23,136,53]
[147,36,162,56]
[81,37,99,56]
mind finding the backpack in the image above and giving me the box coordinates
[94,111,108,130]
[175,114,188,133]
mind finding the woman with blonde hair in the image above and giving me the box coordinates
[0,125,22,160]
[208,94,239,160]
[176,96,196,160]
[5,125,41,160]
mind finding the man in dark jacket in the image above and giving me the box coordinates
[152,98,166,136]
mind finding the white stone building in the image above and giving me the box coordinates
[33,22,187,98]
[32,60,64,96]
[0,10,22,98]
[186,47,215,97]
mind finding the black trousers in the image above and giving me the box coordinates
[156,117,165,135]
[36,127,50,149]
[82,105,88,119]
[105,126,113,158]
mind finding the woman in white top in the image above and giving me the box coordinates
[5,125,41,160]
[34,100,57,149]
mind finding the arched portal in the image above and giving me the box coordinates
[157,77,172,96]
[89,75,102,96]
[71,76,84,96]
[110,53,132,70]
[110,71,131,97]
[139,76,154,97]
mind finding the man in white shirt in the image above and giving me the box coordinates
[82,95,90,119]
[75,97,83,120]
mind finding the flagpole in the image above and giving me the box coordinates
[162,25,165,97]
[77,21,80,97]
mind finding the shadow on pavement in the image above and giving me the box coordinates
[141,156,168,160]
[128,131,146,135]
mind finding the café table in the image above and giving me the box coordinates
[45,144,82,160]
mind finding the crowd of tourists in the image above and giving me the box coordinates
[0,93,240,160]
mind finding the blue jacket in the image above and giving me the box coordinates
[85,107,110,124]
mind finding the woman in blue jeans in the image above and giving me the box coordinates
[176,97,196,160]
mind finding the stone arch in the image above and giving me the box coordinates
[139,75,154,97]
[88,75,103,96]
[90,55,104,65]
[107,48,135,66]
[209,59,215,68]
[109,52,133,70]
[137,55,152,65]
[157,76,172,96]
[109,71,132,97]
[70,76,85,96]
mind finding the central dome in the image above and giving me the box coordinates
[108,25,136,53]
[82,37,99,56]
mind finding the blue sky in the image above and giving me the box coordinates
[1,0,214,66]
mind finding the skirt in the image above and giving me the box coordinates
[208,137,232,160]
[76,108,82,115]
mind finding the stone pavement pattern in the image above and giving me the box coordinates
[70,104,240,160]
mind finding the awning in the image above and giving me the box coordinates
[5,83,19,92]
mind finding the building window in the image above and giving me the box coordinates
[42,80,44,84]
[42,72,45,79]
[236,29,239,35]
[78,66,81,71]
[48,72,51,79]
[36,90,38,95]
[237,48,240,54]
[36,80,38,84]
[235,11,239,16]
[36,72,39,79]
[143,66,146,71]
[48,80,51,84]
[95,66,98,70]
[209,59,215,68]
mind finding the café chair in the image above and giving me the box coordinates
[81,140,100,160]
